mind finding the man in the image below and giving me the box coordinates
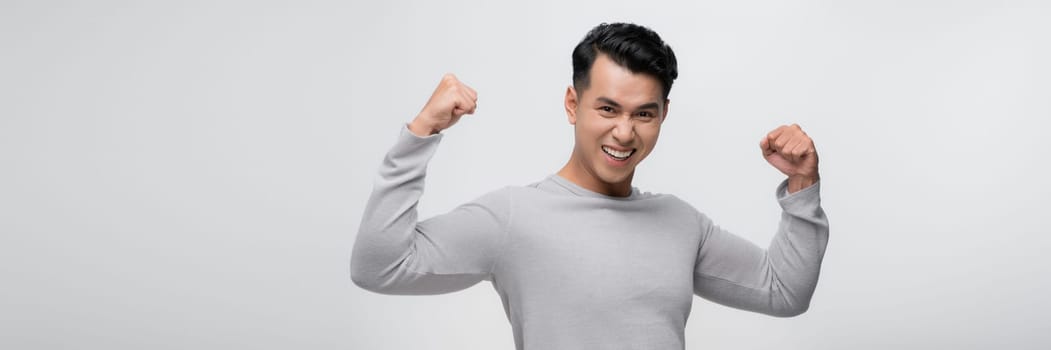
[351,23,828,349]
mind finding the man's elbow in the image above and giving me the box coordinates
[769,300,810,318]
[351,268,377,291]
[350,259,389,293]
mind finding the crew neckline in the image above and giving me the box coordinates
[547,174,643,201]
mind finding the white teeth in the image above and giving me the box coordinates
[602,146,633,159]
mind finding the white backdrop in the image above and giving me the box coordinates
[2,0,1049,349]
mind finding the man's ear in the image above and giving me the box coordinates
[565,86,578,125]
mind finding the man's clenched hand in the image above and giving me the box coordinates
[408,74,478,137]
[760,124,820,193]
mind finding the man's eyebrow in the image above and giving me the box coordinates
[596,97,661,111]
[636,102,661,111]
[596,97,622,108]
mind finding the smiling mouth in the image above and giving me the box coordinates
[602,146,635,161]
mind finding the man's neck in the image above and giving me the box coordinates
[556,158,634,197]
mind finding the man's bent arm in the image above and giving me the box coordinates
[350,125,509,295]
[692,180,829,317]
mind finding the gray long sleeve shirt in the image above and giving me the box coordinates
[351,126,830,350]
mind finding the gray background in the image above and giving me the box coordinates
[2,0,1049,349]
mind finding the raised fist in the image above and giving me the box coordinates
[408,74,478,136]
[760,124,820,193]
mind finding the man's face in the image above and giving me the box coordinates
[564,54,668,193]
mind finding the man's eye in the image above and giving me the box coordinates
[599,106,615,113]
[637,111,653,118]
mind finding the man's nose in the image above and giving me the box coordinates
[611,116,635,144]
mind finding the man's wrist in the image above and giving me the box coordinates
[408,119,439,137]
[787,174,819,194]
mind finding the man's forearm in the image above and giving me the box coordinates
[351,125,443,293]
[693,180,829,317]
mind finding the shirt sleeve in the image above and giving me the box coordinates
[350,125,511,295]
[692,180,830,317]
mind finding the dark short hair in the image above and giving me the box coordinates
[572,22,679,100]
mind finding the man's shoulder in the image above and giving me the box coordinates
[651,192,702,215]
